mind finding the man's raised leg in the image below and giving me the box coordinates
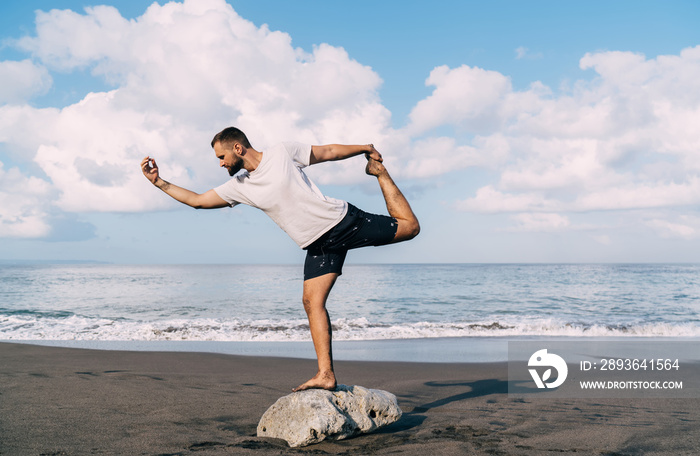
[293,273,339,392]
[366,157,420,243]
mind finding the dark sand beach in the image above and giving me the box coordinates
[1,342,699,455]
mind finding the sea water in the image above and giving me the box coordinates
[1,263,699,360]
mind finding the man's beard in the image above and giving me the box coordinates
[228,159,244,176]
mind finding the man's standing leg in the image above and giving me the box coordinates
[293,273,339,392]
[293,158,419,392]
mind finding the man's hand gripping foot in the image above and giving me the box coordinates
[292,370,337,392]
[365,149,387,177]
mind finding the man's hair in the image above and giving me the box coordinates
[211,127,252,149]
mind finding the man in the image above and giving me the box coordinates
[140,127,419,391]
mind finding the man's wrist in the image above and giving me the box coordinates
[154,177,170,190]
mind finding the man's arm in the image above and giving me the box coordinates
[141,156,229,209]
[309,144,383,165]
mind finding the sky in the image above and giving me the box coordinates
[1,0,700,264]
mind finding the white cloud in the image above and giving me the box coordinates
[455,186,560,214]
[407,64,512,135]
[0,162,53,238]
[458,179,700,216]
[646,216,700,240]
[515,46,543,60]
[0,60,52,103]
[507,213,571,232]
[431,46,700,237]
[574,178,700,212]
[1,0,392,227]
[2,0,700,245]
[397,137,483,179]
[16,1,386,136]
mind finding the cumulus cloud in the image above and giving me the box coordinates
[427,47,700,235]
[407,64,512,135]
[1,0,700,244]
[0,162,53,238]
[1,0,394,237]
[14,1,387,139]
[0,60,52,103]
[407,46,700,237]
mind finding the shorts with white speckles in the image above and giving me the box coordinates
[303,203,397,281]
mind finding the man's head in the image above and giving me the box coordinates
[211,127,252,150]
[211,127,251,176]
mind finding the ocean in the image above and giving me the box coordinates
[1,263,699,361]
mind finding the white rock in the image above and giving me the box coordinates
[257,384,402,447]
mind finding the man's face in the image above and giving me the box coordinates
[214,142,244,176]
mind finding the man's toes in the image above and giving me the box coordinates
[365,158,372,176]
[365,157,379,175]
[365,159,385,176]
[292,373,337,392]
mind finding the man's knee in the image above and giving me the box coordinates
[394,218,420,243]
[302,288,329,314]
[407,218,420,239]
[302,273,338,313]
[302,294,317,314]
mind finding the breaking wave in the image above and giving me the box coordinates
[2,312,699,341]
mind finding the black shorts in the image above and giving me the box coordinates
[303,203,398,281]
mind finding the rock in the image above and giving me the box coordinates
[257,384,402,447]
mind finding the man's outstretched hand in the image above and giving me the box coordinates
[141,156,159,185]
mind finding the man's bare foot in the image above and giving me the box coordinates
[365,155,386,177]
[292,370,337,392]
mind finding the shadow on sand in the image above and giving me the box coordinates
[378,378,508,433]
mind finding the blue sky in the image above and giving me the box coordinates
[1,0,700,264]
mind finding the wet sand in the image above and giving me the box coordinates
[1,342,698,455]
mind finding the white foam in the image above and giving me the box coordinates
[1,313,699,341]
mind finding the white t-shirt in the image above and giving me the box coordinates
[213,142,348,248]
